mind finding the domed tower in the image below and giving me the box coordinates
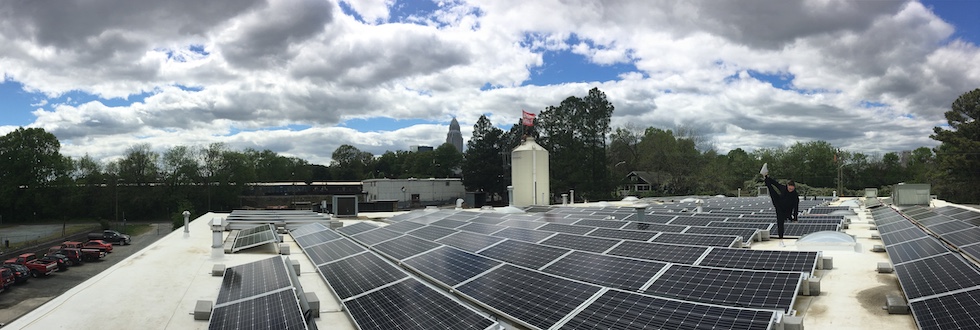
[446,117,464,153]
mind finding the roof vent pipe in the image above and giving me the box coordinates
[507,186,514,207]
[634,204,648,222]
[182,211,190,234]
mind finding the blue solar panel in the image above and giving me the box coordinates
[561,289,776,330]
[345,278,496,330]
[478,240,570,270]
[541,251,666,291]
[318,252,407,300]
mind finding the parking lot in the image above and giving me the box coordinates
[0,223,169,326]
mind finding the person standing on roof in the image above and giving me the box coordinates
[760,163,799,245]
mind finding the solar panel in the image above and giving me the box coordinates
[541,251,667,291]
[436,231,504,253]
[350,228,403,246]
[938,227,980,247]
[894,253,980,300]
[304,238,365,266]
[406,225,458,241]
[478,239,570,269]
[231,226,280,253]
[924,220,972,234]
[886,237,950,265]
[372,235,440,260]
[537,223,595,235]
[783,223,842,237]
[209,290,307,330]
[403,246,501,287]
[684,227,758,245]
[881,227,931,246]
[490,227,555,243]
[587,227,659,241]
[500,219,544,229]
[572,219,628,228]
[698,248,819,273]
[606,240,709,265]
[910,288,980,330]
[457,222,506,234]
[336,222,379,236]
[293,229,341,248]
[877,219,917,232]
[961,244,980,262]
[915,215,952,226]
[650,232,739,247]
[456,264,601,330]
[289,223,328,238]
[619,222,688,232]
[633,214,678,223]
[645,264,802,312]
[467,216,507,225]
[318,252,408,300]
[560,289,776,330]
[430,218,468,229]
[216,257,292,304]
[345,278,497,330]
[539,233,620,253]
[382,220,426,233]
[668,217,717,226]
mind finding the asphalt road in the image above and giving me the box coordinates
[0,223,170,326]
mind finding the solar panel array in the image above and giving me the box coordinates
[277,202,851,330]
[288,223,499,330]
[871,206,980,330]
[209,257,309,330]
[231,224,280,253]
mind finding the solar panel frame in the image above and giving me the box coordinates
[216,257,293,304]
[698,248,819,273]
[436,231,505,253]
[350,228,403,246]
[910,288,980,330]
[893,253,980,300]
[457,222,507,235]
[336,222,380,236]
[430,218,469,228]
[406,225,458,241]
[881,227,931,246]
[539,233,621,253]
[490,227,556,243]
[606,240,709,265]
[372,235,441,261]
[455,264,602,330]
[382,220,426,233]
[572,219,629,228]
[402,246,502,287]
[645,264,803,312]
[927,220,975,235]
[587,227,659,241]
[293,229,342,248]
[619,222,688,232]
[560,289,777,330]
[345,278,497,330]
[289,223,328,238]
[303,238,366,266]
[541,251,667,291]
[536,223,596,235]
[650,232,740,247]
[209,290,308,330]
[886,237,951,265]
[478,239,571,270]
[318,252,408,300]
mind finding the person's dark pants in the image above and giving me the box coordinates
[774,214,787,239]
[766,179,786,238]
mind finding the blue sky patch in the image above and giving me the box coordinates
[341,117,437,132]
[747,70,795,90]
[524,37,636,86]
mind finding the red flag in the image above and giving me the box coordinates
[522,110,536,126]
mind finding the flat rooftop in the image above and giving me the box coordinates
[7,197,974,329]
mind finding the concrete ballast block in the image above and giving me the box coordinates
[305,292,321,318]
[329,220,343,229]
[194,300,213,320]
[877,262,894,273]
[885,293,910,314]
[291,259,301,275]
[782,315,804,330]
[821,257,834,270]
[212,264,225,277]
[805,276,821,296]
[279,243,290,255]
[872,245,886,252]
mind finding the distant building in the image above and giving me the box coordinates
[410,145,434,152]
[446,117,464,153]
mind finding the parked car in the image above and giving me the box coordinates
[60,242,108,261]
[87,230,131,245]
[84,240,113,253]
[4,254,57,277]
[40,253,69,271]
[1,267,14,290]
[1,264,30,284]
[47,247,84,266]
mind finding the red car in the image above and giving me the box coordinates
[84,240,113,253]
[1,267,14,290]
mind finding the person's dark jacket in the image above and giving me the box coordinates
[766,177,799,221]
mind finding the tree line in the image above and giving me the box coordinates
[1,88,977,224]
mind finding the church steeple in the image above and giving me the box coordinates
[446,117,463,153]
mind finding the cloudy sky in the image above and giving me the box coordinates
[1,0,978,165]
